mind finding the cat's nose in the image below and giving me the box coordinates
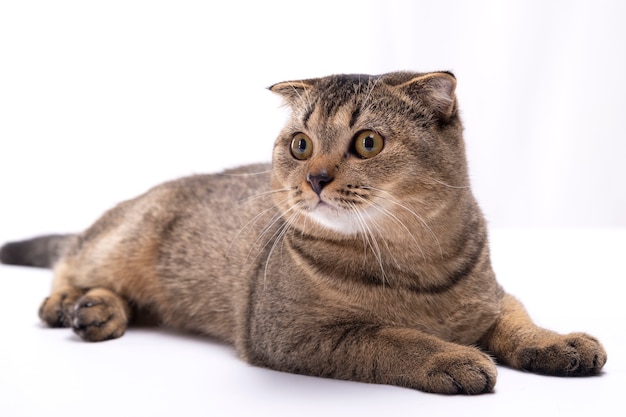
[306,170,334,195]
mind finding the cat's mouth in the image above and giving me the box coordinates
[314,200,332,209]
[305,198,368,235]
[309,199,337,217]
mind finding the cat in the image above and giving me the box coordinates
[0,71,606,394]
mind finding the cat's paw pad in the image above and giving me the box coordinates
[518,332,607,376]
[71,291,129,342]
[39,289,83,328]
[424,349,497,395]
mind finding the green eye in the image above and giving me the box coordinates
[353,130,384,158]
[290,133,313,160]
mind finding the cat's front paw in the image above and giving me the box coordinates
[422,348,497,395]
[72,289,129,342]
[39,288,83,328]
[517,332,607,376]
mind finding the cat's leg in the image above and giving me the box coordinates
[242,323,497,394]
[373,328,498,394]
[479,293,607,376]
[39,266,85,328]
[39,263,130,341]
[71,287,131,341]
[39,288,84,328]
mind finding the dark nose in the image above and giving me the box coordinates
[306,170,334,195]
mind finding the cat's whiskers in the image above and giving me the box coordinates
[366,208,403,272]
[346,201,388,286]
[425,177,470,189]
[227,202,280,259]
[238,196,295,268]
[363,186,443,259]
[239,209,283,266]
[262,207,302,288]
[353,194,426,262]
[217,169,273,177]
[236,187,291,209]
[354,209,372,270]
[226,189,291,258]
[299,204,311,238]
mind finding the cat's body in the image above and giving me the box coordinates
[0,71,606,394]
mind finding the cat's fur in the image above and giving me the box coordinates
[0,71,606,394]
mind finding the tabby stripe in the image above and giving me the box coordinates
[289,229,486,294]
[323,91,354,120]
[288,237,387,287]
[349,106,361,129]
[302,103,316,129]
[409,232,487,295]
[288,238,328,275]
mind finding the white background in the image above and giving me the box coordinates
[1,0,625,241]
[1,1,625,416]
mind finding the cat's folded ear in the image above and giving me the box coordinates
[396,72,457,119]
[269,79,317,107]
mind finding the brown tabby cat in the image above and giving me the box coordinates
[0,71,606,394]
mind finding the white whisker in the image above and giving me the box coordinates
[354,195,425,263]
[263,208,301,287]
[366,211,402,271]
[426,177,470,189]
[237,188,290,208]
[348,202,387,286]
[217,169,273,177]
[227,201,280,258]
[226,189,290,256]
[245,202,296,264]
[364,186,443,258]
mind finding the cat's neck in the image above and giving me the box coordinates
[284,190,481,290]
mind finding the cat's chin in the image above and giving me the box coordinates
[306,202,368,236]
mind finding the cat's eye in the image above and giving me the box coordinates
[290,133,313,160]
[353,130,384,159]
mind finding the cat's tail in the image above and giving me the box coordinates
[0,234,77,268]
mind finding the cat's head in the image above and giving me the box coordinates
[269,71,469,238]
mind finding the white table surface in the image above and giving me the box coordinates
[1,229,624,417]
